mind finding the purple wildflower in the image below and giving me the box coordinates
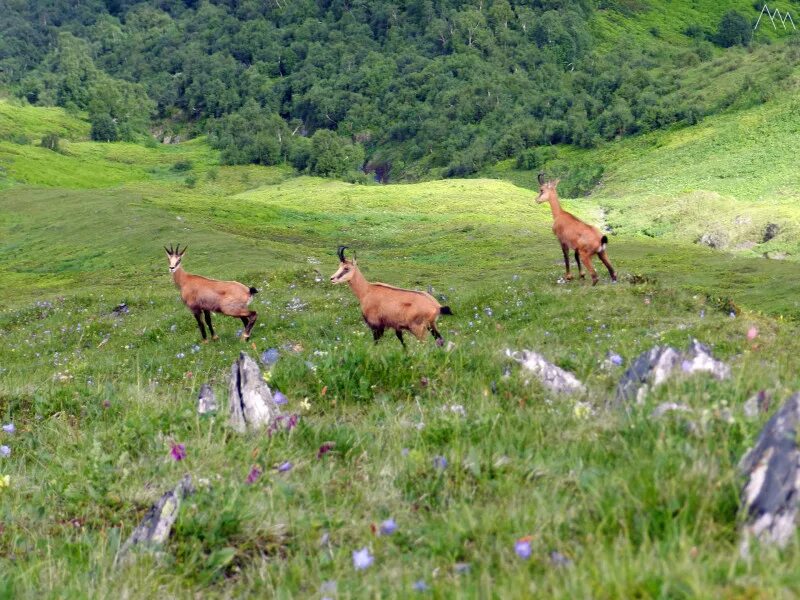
[277,461,293,472]
[246,466,262,484]
[260,348,280,366]
[352,547,374,570]
[170,443,186,461]
[285,414,299,431]
[412,580,429,592]
[454,562,471,574]
[379,518,397,536]
[0,445,10,457]
[609,353,623,366]
[515,539,532,559]
[401,447,410,457]
[433,455,448,470]
[273,391,288,405]
[317,442,335,459]
[681,360,693,373]
[2,423,15,435]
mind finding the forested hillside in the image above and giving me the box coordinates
[1,0,797,180]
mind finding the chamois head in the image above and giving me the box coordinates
[330,245,357,284]
[535,172,560,204]
[164,243,187,272]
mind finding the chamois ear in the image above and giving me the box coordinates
[553,178,561,187]
[353,250,357,264]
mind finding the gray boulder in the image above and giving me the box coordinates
[228,352,280,432]
[197,384,217,415]
[505,349,586,395]
[116,475,193,565]
[739,393,800,557]
[614,340,729,406]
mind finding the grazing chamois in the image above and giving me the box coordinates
[164,244,258,342]
[536,173,616,285]
[330,246,453,347]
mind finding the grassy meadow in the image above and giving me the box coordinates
[3,95,800,598]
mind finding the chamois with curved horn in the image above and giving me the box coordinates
[330,246,453,347]
[535,173,616,285]
[164,244,259,341]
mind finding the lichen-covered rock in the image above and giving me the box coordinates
[505,349,585,395]
[613,340,729,406]
[116,475,193,565]
[197,384,217,415]
[228,352,279,432]
[739,393,800,557]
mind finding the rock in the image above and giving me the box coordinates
[739,393,800,557]
[111,303,129,316]
[697,231,727,249]
[505,349,585,395]
[116,475,193,565]
[743,390,770,420]
[614,340,729,406]
[228,352,280,433]
[651,402,692,419]
[197,384,217,415]
[762,223,780,243]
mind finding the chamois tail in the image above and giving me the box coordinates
[249,286,259,295]
[600,235,609,252]
[439,306,453,316]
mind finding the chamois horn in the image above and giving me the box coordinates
[337,245,348,262]
[538,172,545,185]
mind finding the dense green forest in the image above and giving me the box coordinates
[0,0,793,180]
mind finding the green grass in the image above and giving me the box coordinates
[4,93,800,597]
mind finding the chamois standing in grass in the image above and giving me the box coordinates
[536,173,616,285]
[164,244,258,342]
[330,246,453,347]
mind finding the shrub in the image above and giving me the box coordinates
[714,11,752,47]
[90,114,118,142]
[172,160,193,172]
[40,133,60,152]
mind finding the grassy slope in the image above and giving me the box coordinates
[2,93,800,598]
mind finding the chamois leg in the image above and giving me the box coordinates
[574,249,584,279]
[193,311,208,341]
[429,323,445,347]
[579,250,599,286]
[203,310,218,340]
[598,250,617,282]
[561,243,572,280]
[242,311,257,340]
[395,330,406,348]
[372,326,385,344]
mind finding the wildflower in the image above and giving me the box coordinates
[454,562,471,574]
[285,414,299,431]
[262,370,272,383]
[0,446,9,457]
[401,448,410,457]
[549,550,572,567]
[260,348,280,366]
[608,353,623,366]
[747,326,758,341]
[379,518,397,536]
[300,398,311,412]
[277,461,293,472]
[2,423,15,435]
[515,538,532,559]
[573,402,591,419]
[0,475,9,489]
[246,466,262,484]
[176,352,185,359]
[170,443,186,461]
[433,455,448,470]
[273,391,288,405]
[317,442,335,459]
[352,547,374,570]
[413,580,429,592]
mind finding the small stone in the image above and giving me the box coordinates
[197,384,217,415]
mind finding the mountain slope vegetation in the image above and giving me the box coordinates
[3,0,798,180]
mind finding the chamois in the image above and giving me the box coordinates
[164,244,258,342]
[330,246,453,347]
[536,173,616,285]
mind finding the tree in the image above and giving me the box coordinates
[715,10,752,47]
[308,130,364,177]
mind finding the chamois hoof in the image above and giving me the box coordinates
[592,278,599,286]
[436,337,445,348]
[565,274,573,281]
[201,339,210,344]
[212,335,220,341]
